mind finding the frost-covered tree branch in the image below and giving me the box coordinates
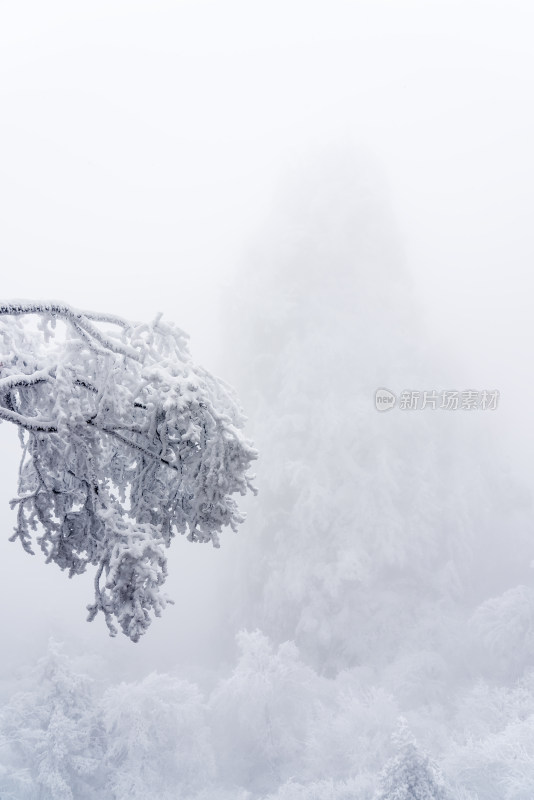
[0,301,257,642]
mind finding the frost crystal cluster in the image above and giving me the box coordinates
[0,302,257,641]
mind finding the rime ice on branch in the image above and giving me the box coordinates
[0,301,257,642]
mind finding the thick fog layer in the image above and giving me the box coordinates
[1,2,533,799]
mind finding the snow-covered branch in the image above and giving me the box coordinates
[0,301,141,360]
[0,301,257,642]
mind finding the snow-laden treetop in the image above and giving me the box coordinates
[0,301,257,642]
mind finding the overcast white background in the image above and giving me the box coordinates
[0,0,533,678]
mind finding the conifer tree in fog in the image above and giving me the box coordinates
[374,719,451,800]
[225,155,461,669]
[0,302,256,641]
[222,151,531,679]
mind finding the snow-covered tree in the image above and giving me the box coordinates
[444,670,534,800]
[220,151,532,681]
[374,719,451,800]
[261,776,374,800]
[209,630,321,794]
[469,585,534,680]
[101,672,213,800]
[0,301,256,641]
[0,640,102,800]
